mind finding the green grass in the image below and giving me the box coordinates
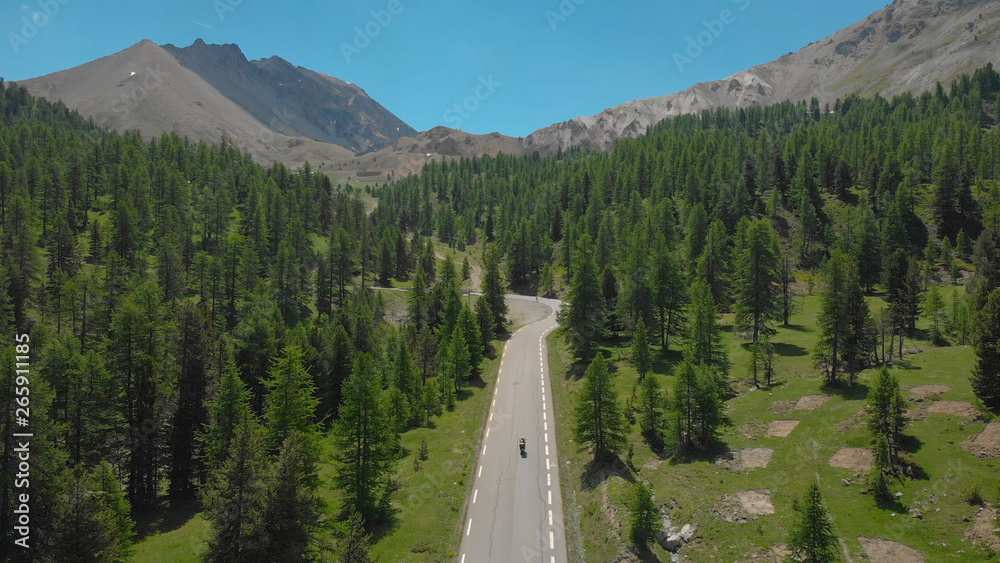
[550,286,1000,562]
[131,509,210,562]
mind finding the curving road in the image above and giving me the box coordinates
[458,296,568,563]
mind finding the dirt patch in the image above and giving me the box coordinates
[716,448,773,472]
[794,395,831,411]
[829,447,873,472]
[770,399,796,414]
[739,489,776,515]
[965,506,1000,551]
[740,421,767,440]
[905,405,928,422]
[926,400,979,420]
[858,537,925,563]
[742,545,790,562]
[964,422,1000,459]
[766,420,800,437]
[713,494,752,524]
[837,409,865,433]
[906,384,950,402]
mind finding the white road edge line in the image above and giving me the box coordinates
[482,444,487,455]
[549,531,554,548]
[478,465,483,477]
[473,489,478,503]
[485,428,489,438]
[545,445,549,456]
[466,519,472,536]
[548,490,552,504]
[549,509,553,525]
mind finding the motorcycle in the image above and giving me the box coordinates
[519,438,526,457]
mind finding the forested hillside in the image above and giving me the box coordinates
[2,60,1000,561]
[376,64,1000,371]
[0,78,504,562]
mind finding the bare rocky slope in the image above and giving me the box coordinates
[163,39,415,153]
[523,0,1000,155]
[320,126,527,182]
[17,39,412,168]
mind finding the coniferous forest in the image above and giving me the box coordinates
[2,63,1000,561]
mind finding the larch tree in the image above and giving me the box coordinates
[866,366,907,465]
[673,362,724,451]
[733,219,782,348]
[815,250,871,385]
[637,373,666,448]
[560,233,605,361]
[573,355,627,460]
[628,483,659,546]
[631,317,651,381]
[685,281,729,382]
[51,462,135,563]
[481,245,508,334]
[972,288,1000,413]
[169,301,209,503]
[333,353,396,525]
[263,346,320,453]
[262,430,322,562]
[786,483,839,563]
[203,415,270,563]
[647,233,687,351]
[202,359,253,472]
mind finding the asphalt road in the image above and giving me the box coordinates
[458,296,568,563]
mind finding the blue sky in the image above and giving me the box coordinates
[2,0,890,137]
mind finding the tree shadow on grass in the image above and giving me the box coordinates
[899,434,924,454]
[780,324,811,332]
[821,380,870,401]
[581,454,635,491]
[670,439,730,466]
[564,360,588,381]
[629,543,665,562]
[133,499,202,541]
[772,342,808,357]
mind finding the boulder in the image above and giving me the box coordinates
[909,508,922,519]
[680,523,698,543]
[659,533,684,552]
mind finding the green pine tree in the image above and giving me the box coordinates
[628,483,659,546]
[631,317,651,381]
[560,234,605,360]
[573,355,626,459]
[972,288,1000,413]
[203,414,270,562]
[263,346,320,452]
[786,483,839,563]
[333,353,396,524]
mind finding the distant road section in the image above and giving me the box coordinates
[459,296,567,563]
